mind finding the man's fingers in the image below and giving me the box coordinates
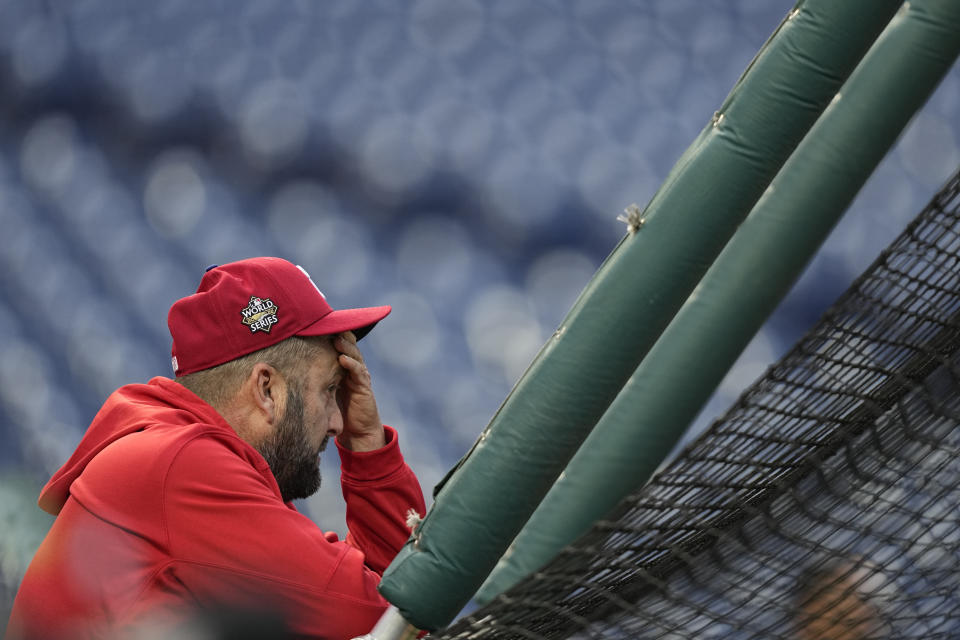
[338,331,358,350]
[334,333,363,362]
[332,332,383,448]
[338,353,366,377]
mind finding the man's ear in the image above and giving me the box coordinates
[250,362,284,425]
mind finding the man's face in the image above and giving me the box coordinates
[258,342,345,502]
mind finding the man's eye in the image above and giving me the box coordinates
[327,384,340,394]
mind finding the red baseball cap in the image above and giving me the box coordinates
[168,257,390,376]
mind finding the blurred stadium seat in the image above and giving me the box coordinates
[0,0,957,627]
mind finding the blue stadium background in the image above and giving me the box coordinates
[1,0,958,625]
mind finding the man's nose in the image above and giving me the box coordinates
[327,408,344,438]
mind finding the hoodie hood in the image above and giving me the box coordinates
[38,377,233,515]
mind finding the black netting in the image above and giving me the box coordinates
[439,168,960,640]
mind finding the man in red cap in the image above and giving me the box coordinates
[7,257,426,640]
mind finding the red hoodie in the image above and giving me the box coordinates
[6,377,426,640]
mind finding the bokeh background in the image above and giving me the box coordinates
[1,0,958,627]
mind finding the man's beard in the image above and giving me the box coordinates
[257,382,327,502]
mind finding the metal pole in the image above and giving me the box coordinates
[351,606,419,640]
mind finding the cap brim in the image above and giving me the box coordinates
[296,305,391,341]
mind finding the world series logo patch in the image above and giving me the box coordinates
[241,296,279,333]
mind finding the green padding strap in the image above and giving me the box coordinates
[379,0,904,630]
[476,0,960,603]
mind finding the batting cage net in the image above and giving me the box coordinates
[438,168,960,639]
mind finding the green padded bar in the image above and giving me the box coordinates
[476,0,960,604]
[378,0,905,631]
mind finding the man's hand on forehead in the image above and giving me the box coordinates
[333,331,385,451]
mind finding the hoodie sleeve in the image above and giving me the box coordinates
[158,431,423,640]
[337,426,426,574]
